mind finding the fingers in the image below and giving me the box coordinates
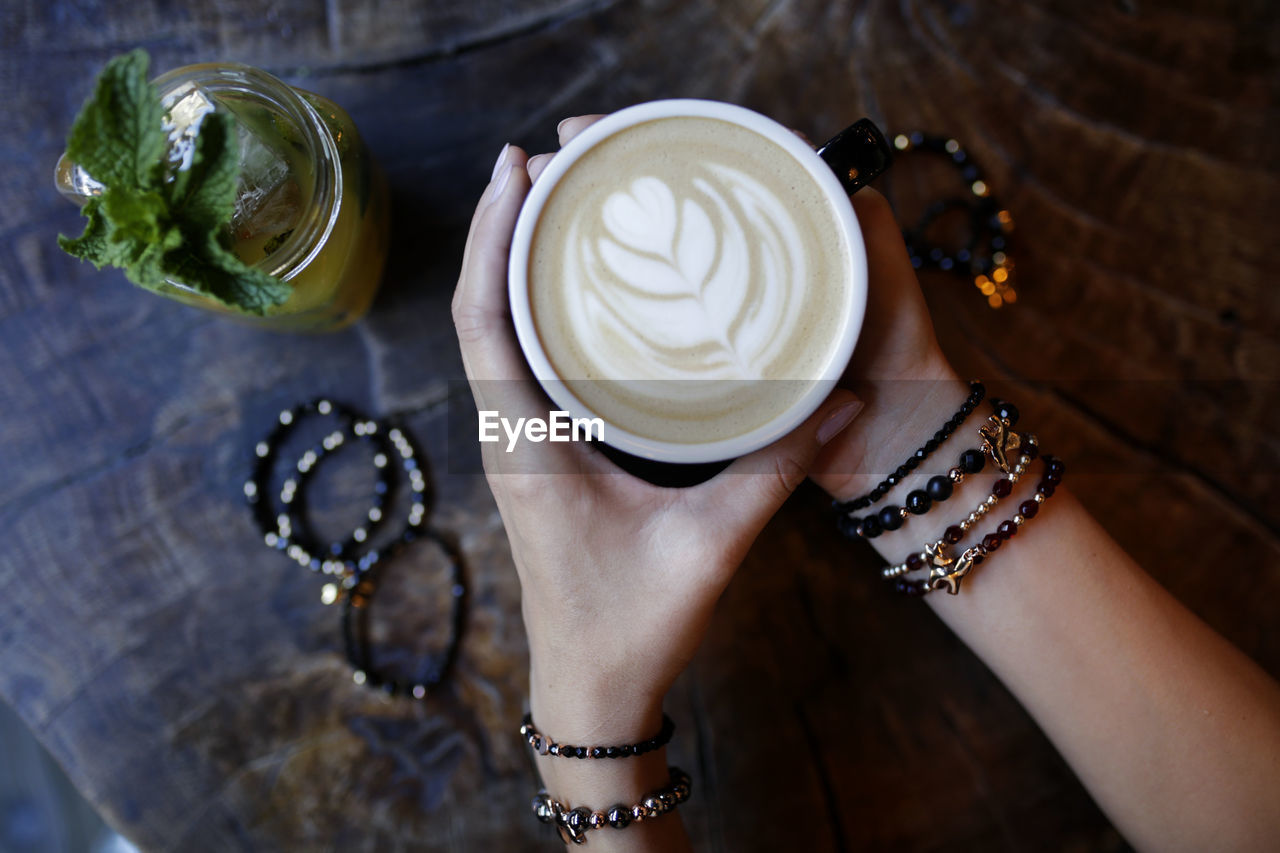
[851,187,915,287]
[557,114,606,147]
[526,152,554,184]
[455,144,603,476]
[457,117,607,376]
[845,186,942,379]
[527,116,609,184]
[458,144,521,311]
[688,390,864,537]
[452,143,537,390]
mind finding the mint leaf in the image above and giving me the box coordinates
[162,233,291,315]
[57,50,293,316]
[100,186,172,246]
[57,198,116,266]
[66,50,166,191]
[165,110,238,234]
[125,241,170,292]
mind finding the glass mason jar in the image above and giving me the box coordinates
[55,63,390,332]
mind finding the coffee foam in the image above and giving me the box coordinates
[529,116,852,444]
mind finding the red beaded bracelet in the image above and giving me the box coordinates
[887,452,1063,596]
[881,436,1038,581]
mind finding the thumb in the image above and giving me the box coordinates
[690,390,864,536]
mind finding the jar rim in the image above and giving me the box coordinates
[151,62,343,290]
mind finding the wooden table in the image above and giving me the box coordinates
[3,1,1277,850]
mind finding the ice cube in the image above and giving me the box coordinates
[227,114,293,233]
[54,80,299,239]
[236,171,301,240]
[163,83,293,234]
[52,86,219,206]
[163,82,217,173]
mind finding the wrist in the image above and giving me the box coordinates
[524,670,687,852]
[812,356,968,501]
[846,393,1049,596]
[529,656,667,746]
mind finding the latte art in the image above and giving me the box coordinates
[529,116,853,445]
[573,166,806,380]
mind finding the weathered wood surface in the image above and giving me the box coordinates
[1,1,1277,850]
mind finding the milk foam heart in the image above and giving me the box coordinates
[528,116,852,445]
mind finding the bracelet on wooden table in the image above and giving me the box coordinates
[341,526,465,699]
[277,420,401,587]
[520,713,675,759]
[249,399,431,601]
[532,766,692,845]
[890,131,1017,309]
[246,398,465,698]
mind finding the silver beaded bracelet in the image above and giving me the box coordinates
[532,766,692,845]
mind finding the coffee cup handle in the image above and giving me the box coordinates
[816,118,893,195]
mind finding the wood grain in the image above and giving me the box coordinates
[1,0,1276,850]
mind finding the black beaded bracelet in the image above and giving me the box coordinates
[533,766,692,845]
[881,434,1038,582]
[249,401,431,599]
[838,396,1025,542]
[890,132,1017,309]
[841,398,1024,538]
[342,527,465,699]
[520,713,675,759]
[839,443,987,539]
[247,398,464,698]
[835,380,985,513]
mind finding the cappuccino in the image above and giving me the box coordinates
[526,115,855,445]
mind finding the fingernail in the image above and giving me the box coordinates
[491,143,511,180]
[491,163,513,199]
[556,118,571,135]
[817,400,864,445]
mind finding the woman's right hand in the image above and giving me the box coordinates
[805,186,968,503]
[807,179,1280,853]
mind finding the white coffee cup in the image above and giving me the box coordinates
[508,99,871,464]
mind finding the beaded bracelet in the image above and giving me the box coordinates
[840,444,986,539]
[247,399,416,592]
[342,527,465,698]
[533,766,692,845]
[279,426,394,571]
[890,131,1016,309]
[881,435,1039,587]
[520,713,675,759]
[247,398,464,698]
[250,404,431,600]
[839,399,1022,538]
[835,380,985,512]
[892,452,1062,596]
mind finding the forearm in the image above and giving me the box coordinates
[820,372,1280,850]
[926,492,1280,850]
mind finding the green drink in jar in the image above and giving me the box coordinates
[56,51,389,331]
